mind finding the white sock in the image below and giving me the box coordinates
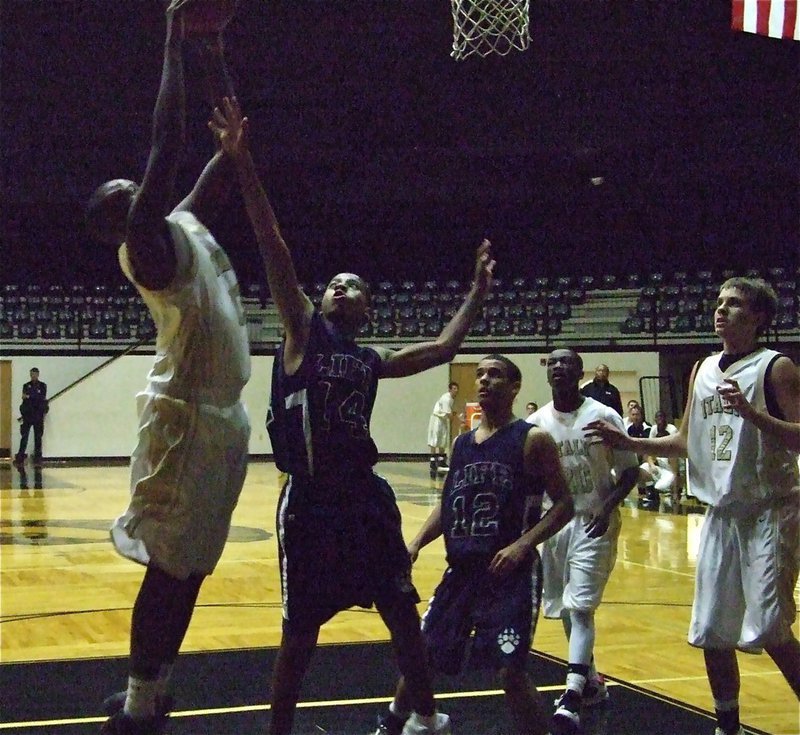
[157,663,174,699]
[389,700,410,719]
[567,609,596,666]
[123,676,159,719]
[410,711,438,729]
[566,671,587,695]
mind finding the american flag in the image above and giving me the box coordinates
[732,0,800,40]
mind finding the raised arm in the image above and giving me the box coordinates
[173,36,236,223]
[209,98,313,353]
[125,9,187,291]
[378,239,495,379]
[718,355,800,452]
[584,362,698,459]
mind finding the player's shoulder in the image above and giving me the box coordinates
[526,403,553,426]
[582,395,613,415]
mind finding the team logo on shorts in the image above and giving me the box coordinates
[497,627,520,654]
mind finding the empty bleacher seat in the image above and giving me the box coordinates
[419,304,439,320]
[88,321,108,339]
[493,319,514,336]
[469,319,490,337]
[396,304,416,320]
[18,321,38,339]
[498,289,518,305]
[567,288,586,304]
[515,318,538,336]
[375,320,396,338]
[672,314,696,333]
[41,322,61,340]
[528,303,547,319]
[542,317,562,336]
[398,319,420,338]
[646,315,670,333]
[551,303,571,320]
[620,315,645,334]
[522,290,543,306]
[422,318,443,337]
[776,311,798,330]
[485,304,504,320]
[678,297,703,315]
[376,281,394,297]
[696,312,715,332]
[137,321,157,341]
[112,322,132,340]
[636,300,656,317]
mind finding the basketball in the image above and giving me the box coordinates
[167,0,239,37]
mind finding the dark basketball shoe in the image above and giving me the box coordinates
[372,710,407,735]
[103,692,173,719]
[552,690,581,735]
[99,710,165,735]
[582,674,610,706]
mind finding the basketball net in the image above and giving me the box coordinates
[451,0,530,60]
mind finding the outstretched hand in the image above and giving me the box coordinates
[583,419,633,449]
[208,96,248,159]
[473,238,496,295]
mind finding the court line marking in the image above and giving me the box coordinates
[0,683,616,730]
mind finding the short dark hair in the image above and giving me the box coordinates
[548,348,583,372]
[719,277,778,334]
[448,382,459,390]
[31,367,39,373]
[483,354,522,385]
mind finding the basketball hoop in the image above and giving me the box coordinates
[451,0,530,60]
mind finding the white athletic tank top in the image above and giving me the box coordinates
[528,397,638,514]
[687,347,799,508]
[119,210,251,407]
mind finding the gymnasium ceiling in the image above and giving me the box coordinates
[2,0,798,285]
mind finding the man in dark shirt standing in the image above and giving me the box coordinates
[15,367,48,467]
[579,363,623,416]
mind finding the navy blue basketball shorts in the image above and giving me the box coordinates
[420,552,543,675]
[277,472,419,633]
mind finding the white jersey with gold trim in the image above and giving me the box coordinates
[687,348,799,509]
[119,210,251,408]
[528,397,638,514]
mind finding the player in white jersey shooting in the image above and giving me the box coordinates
[527,349,639,735]
[86,9,251,735]
[585,277,800,735]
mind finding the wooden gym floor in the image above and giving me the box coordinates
[1,460,798,734]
